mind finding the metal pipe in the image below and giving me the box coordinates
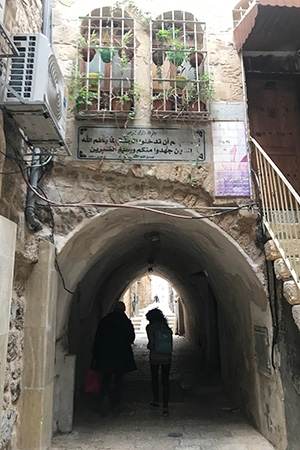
[42,0,52,41]
[25,148,43,231]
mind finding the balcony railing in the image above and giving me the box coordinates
[251,136,300,288]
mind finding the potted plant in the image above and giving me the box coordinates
[69,85,99,115]
[111,83,142,114]
[111,91,133,111]
[78,31,99,63]
[69,66,103,114]
[152,29,172,78]
[87,72,103,88]
[182,72,214,112]
[170,73,188,91]
[116,29,134,74]
[152,87,175,111]
[198,71,214,103]
[167,30,189,67]
[188,50,204,68]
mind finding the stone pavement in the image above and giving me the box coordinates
[51,335,275,450]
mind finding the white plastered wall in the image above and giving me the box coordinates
[0,216,16,424]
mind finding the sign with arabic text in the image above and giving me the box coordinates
[76,126,206,162]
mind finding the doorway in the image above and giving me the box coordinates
[247,77,300,193]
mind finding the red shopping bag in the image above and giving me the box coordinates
[84,369,100,393]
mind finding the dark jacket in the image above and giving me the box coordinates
[93,311,137,373]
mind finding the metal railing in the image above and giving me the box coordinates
[232,1,254,27]
[251,137,300,288]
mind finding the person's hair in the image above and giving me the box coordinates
[146,308,168,326]
[113,301,126,313]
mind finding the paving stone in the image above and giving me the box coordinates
[51,335,275,450]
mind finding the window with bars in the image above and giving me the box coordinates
[73,8,209,121]
[151,11,209,120]
[74,6,135,118]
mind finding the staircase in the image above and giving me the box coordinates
[130,304,177,335]
[252,136,300,290]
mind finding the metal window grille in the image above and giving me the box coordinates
[151,10,209,120]
[77,6,135,118]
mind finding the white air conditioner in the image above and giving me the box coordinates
[0,33,69,151]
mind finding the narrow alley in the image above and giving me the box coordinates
[51,330,275,450]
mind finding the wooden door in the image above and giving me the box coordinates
[247,78,300,193]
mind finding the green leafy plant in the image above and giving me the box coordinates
[116,29,134,74]
[152,86,175,101]
[77,30,99,49]
[155,29,172,45]
[167,29,189,67]
[153,29,171,79]
[68,65,102,114]
[152,86,177,112]
[198,71,214,101]
[78,31,100,63]
[69,86,98,115]
[112,83,143,118]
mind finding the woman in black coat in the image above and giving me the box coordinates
[93,302,136,410]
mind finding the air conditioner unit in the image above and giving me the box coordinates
[0,33,69,152]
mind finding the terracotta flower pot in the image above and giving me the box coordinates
[111,98,132,111]
[152,98,173,111]
[152,50,165,66]
[118,48,134,61]
[81,47,96,62]
[187,100,206,111]
[188,51,204,68]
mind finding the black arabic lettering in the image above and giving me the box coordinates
[82,135,92,143]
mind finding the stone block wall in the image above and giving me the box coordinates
[0,1,43,448]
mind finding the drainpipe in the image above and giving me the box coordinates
[25,0,52,231]
[25,148,43,231]
[42,0,52,41]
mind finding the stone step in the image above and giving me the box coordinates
[131,314,177,334]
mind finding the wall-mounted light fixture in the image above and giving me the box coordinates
[144,231,160,243]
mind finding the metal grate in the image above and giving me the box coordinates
[254,326,272,376]
[7,35,36,98]
[151,11,209,121]
[76,6,135,118]
[0,23,19,58]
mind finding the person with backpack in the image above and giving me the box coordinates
[145,308,173,416]
[93,301,137,413]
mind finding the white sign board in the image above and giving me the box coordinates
[75,126,206,162]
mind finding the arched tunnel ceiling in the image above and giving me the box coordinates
[56,202,267,337]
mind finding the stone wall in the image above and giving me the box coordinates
[123,275,153,316]
[1,292,24,449]
[0,1,43,448]
[46,158,260,265]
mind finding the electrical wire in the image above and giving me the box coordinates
[0,147,53,168]
[55,258,75,295]
[22,170,258,220]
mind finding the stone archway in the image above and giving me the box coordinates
[51,200,286,447]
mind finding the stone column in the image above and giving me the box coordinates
[0,216,16,424]
[18,242,57,450]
